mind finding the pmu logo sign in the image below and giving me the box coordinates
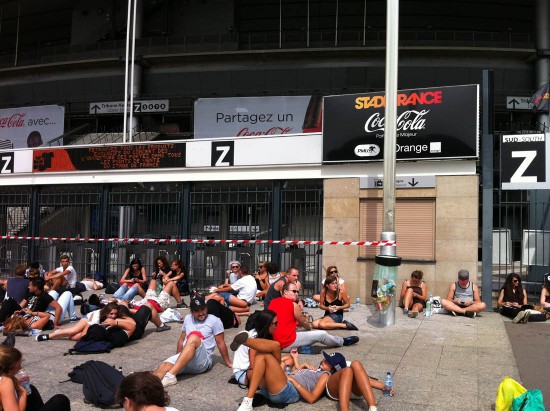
[501,134,547,190]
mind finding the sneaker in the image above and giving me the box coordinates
[176,302,189,309]
[230,331,249,351]
[156,324,171,332]
[464,311,477,319]
[403,308,409,315]
[161,372,177,387]
[36,334,49,342]
[69,316,80,322]
[450,310,457,317]
[512,311,525,323]
[408,310,419,318]
[343,320,358,331]
[522,310,531,323]
[237,396,254,411]
[343,336,359,346]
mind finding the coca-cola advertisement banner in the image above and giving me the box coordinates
[194,96,322,139]
[0,105,65,149]
[323,84,479,162]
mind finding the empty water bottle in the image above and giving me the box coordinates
[384,371,392,397]
[285,364,291,376]
[16,369,32,394]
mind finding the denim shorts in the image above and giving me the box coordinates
[234,369,247,385]
[259,381,300,404]
[164,340,212,375]
[219,292,233,306]
[325,313,343,323]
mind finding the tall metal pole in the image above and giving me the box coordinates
[128,0,138,142]
[122,0,132,143]
[374,0,401,327]
[382,0,398,242]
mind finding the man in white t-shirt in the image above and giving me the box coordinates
[153,295,232,387]
[45,255,77,291]
[206,265,258,314]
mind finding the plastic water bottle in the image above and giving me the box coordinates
[16,369,31,394]
[425,294,433,317]
[384,371,392,397]
[356,296,361,307]
[285,364,291,376]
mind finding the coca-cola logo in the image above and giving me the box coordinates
[364,110,429,133]
[237,127,293,136]
[0,113,26,128]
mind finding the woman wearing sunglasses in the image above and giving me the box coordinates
[232,332,392,411]
[312,266,347,304]
[497,273,535,323]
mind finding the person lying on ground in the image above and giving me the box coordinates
[152,295,232,387]
[232,333,393,411]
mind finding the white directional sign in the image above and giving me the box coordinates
[89,100,169,115]
[506,96,533,110]
[360,176,436,189]
[501,134,548,189]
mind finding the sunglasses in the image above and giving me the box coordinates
[289,290,299,294]
[270,321,278,326]
[231,266,239,269]
[513,279,520,283]
[329,270,338,274]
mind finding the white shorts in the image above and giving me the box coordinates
[164,340,212,375]
[144,288,171,311]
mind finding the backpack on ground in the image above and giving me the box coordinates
[65,340,112,355]
[68,360,123,408]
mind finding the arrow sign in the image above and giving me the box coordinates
[90,104,100,114]
[408,178,419,187]
[506,96,533,110]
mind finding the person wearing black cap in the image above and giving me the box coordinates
[152,294,232,387]
[441,269,486,318]
[232,333,391,411]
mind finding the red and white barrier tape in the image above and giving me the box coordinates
[0,235,396,247]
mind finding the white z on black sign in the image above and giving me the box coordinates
[211,141,234,166]
[501,134,547,190]
[0,153,14,174]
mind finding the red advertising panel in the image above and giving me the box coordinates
[323,85,479,162]
[33,144,185,172]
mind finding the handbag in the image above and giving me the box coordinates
[512,389,545,411]
[495,376,527,411]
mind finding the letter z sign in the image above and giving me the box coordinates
[211,141,234,167]
[501,134,547,190]
[0,153,14,174]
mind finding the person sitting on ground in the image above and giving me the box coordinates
[47,287,79,323]
[152,295,232,387]
[263,266,301,310]
[399,270,427,318]
[254,261,270,300]
[206,265,257,314]
[113,258,147,301]
[497,273,531,320]
[232,333,392,411]
[162,260,188,308]
[440,269,486,318]
[44,255,77,292]
[18,277,63,330]
[0,346,71,411]
[151,256,171,281]
[313,266,347,303]
[268,282,359,352]
[0,264,30,324]
[25,261,46,278]
[232,310,296,387]
[540,273,550,313]
[312,275,358,331]
[224,261,241,285]
[116,372,179,411]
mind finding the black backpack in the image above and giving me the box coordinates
[68,360,123,408]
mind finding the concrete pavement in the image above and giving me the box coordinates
[15,301,522,411]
